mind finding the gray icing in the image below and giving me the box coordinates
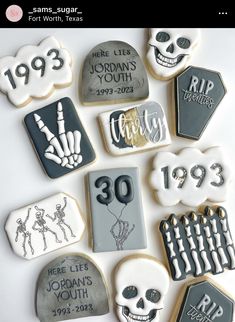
[82,41,149,104]
[136,101,166,143]
[176,280,234,322]
[88,167,147,252]
[159,206,235,281]
[24,97,96,179]
[175,66,226,140]
[36,254,109,322]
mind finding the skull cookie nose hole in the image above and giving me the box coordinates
[136,297,145,309]
[166,43,174,53]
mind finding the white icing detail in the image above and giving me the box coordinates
[191,250,202,275]
[167,241,176,258]
[147,28,200,80]
[177,239,184,252]
[227,246,235,269]
[5,193,85,260]
[185,226,191,237]
[150,147,231,207]
[0,36,72,107]
[210,219,217,233]
[187,236,196,250]
[224,231,233,245]
[115,256,169,322]
[204,226,211,238]
[172,258,182,279]
[197,235,204,252]
[212,251,223,273]
[220,218,228,231]
[166,231,171,243]
[99,101,171,156]
[181,252,191,273]
[34,102,83,169]
[174,227,180,239]
[195,223,200,235]
[218,247,228,265]
[201,251,211,271]
[214,233,221,247]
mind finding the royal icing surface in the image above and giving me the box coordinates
[160,207,235,281]
[176,66,226,140]
[0,36,72,107]
[115,255,169,322]
[99,101,171,155]
[147,29,200,80]
[150,147,231,207]
[82,40,149,104]
[175,279,234,322]
[36,254,109,322]
[5,193,85,260]
[88,168,147,252]
[24,97,96,178]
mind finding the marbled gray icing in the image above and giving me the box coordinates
[175,66,226,140]
[82,41,149,104]
[88,167,147,252]
[36,254,109,322]
[176,280,234,322]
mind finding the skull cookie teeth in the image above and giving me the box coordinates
[115,255,169,322]
[147,28,200,80]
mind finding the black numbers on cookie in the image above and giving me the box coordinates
[95,175,134,205]
[4,48,64,89]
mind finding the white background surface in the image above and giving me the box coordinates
[0,28,235,322]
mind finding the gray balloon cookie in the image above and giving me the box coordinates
[81,41,149,104]
[36,254,109,322]
[175,66,226,140]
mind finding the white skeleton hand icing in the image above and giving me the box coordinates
[34,102,82,169]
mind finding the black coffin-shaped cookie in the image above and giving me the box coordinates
[175,66,226,140]
[81,41,149,104]
[176,279,234,322]
[24,97,96,178]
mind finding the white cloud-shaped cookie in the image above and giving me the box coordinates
[0,36,72,107]
[150,147,231,207]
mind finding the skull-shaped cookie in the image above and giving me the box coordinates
[115,255,169,322]
[147,28,200,80]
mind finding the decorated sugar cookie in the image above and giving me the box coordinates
[5,193,85,260]
[0,37,72,107]
[160,206,235,281]
[114,255,169,322]
[99,101,171,155]
[176,66,226,140]
[24,97,96,178]
[88,168,147,252]
[82,40,149,104]
[173,278,234,322]
[36,253,109,322]
[147,28,200,80]
[150,147,231,207]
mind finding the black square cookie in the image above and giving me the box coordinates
[24,97,96,178]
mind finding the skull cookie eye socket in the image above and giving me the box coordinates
[122,286,138,299]
[145,289,161,303]
[177,37,191,49]
[156,32,170,42]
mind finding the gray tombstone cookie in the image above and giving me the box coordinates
[175,66,226,140]
[36,253,109,322]
[24,97,96,178]
[88,167,147,252]
[81,41,149,104]
[176,278,234,322]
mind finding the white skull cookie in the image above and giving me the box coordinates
[147,28,200,80]
[115,255,169,322]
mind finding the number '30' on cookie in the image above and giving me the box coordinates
[88,167,147,252]
[0,36,72,107]
[24,97,96,178]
